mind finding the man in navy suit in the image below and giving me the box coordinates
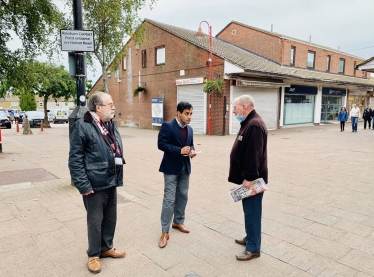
[157,101,197,248]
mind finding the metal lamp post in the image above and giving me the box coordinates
[197,21,213,135]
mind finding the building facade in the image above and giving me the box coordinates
[91,19,374,135]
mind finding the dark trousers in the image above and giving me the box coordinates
[83,187,117,257]
[363,118,372,129]
[340,121,345,131]
[242,192,263,253]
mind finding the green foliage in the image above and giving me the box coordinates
[19,90,37,111]
[133,85,145,96]
[76,0,157,93]
[203,78,223,95]
[0,0,64,81]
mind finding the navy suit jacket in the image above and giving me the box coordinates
[158,118,194,175]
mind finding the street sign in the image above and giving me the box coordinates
[60,30,95,52]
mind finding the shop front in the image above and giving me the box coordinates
[321,87,346,122]
[347,90,369,115]
[284,85,317,125]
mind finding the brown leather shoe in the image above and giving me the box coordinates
[158,232,169,248]
[235,237,246,246]
[236,251,260,261]
[100,248,126,258]
[88,257,101,273]
[172,223,190,233]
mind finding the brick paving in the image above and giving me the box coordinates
[0,123,373,277]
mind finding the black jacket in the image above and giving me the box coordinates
[363,108,372,120]
[228,110,268,184]
[68,111,125,194]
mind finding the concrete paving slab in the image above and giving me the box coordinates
[0,124,373,276]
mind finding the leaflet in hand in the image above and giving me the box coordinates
[228,178,268,202]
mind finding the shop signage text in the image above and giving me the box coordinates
[60,30,95,52]
[175,77,204,86]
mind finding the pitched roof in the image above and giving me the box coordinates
[145,19,374,87]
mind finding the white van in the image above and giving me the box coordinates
[50,109,69,123]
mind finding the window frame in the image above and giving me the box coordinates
[123,57,126,71]
[339,58,345,74]
[290,46,296,66]
[353,61,357,76]
[326,55,331,72]
[307,50,315,69]
[141,50,147,68]
[155,46,165,65]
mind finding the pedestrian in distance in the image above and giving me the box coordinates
[350,103,360,132]
[362,105,372,130]
[68,92,126,274]
[229,95,268,261]
[157,101,197,248]
[337,106,348,132]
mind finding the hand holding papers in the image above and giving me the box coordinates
[228,178,268,202]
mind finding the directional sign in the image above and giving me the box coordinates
[60,30,95,52]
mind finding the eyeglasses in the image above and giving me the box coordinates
[100,103,115,108]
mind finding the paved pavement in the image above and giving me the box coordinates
[0,122,373,277]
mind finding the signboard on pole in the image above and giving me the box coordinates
[152,98,164,127]
[60,30,95,52]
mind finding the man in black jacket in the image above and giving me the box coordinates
[69,92,125,273]
[228,94,268,261]
[362,105,372,129]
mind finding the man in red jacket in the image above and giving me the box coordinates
[228,94,268,261]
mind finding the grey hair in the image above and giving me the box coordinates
[87,92,105,111]
[234,94,255,108]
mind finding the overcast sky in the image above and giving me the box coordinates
[61,0,374,83]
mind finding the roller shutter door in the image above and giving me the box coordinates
[177,84,206,134]
[230,87,278,134]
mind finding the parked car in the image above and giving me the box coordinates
[48,112,54,123]
[22,111,45,128]
[0,111,11,129]
[50,109,69,124]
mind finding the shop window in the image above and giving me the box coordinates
[326,55,331,72]
[339,58,345,74]
[142,50,146,68]
[284,95,315,125]
[290,46,295,66]
[321,96,342,121]
[156,46,165,65]
[307,51,315,69]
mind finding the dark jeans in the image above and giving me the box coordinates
[83,187,117,257]
[363,118,372,129]
[340,121,345,131]
[242,192,263,253]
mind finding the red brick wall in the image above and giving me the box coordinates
[217,22,367,78]
[217,22,282,63]
[92,22,227,135]
[282,40,367,76]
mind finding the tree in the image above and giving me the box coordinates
[79,0,157,93]
[0,0,64,92]
[19,90,37,112]
[12,61,76,127]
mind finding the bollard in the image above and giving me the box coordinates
[16,120,19,132]
[0,123,2,153]
[40,120,44,131]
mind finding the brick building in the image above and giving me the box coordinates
[91,19,374,134]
